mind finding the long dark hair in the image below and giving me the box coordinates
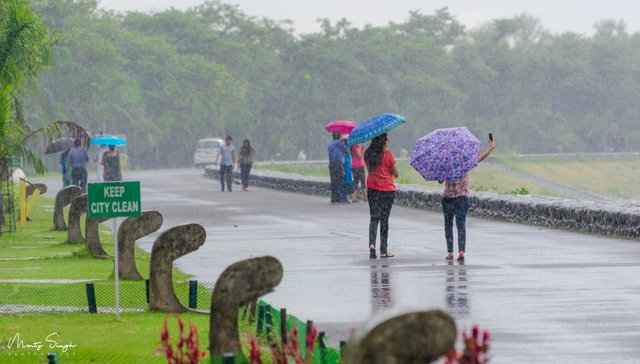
[364,133,388,172]
[240,139,252,155]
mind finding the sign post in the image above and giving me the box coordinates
[88,181,141,320]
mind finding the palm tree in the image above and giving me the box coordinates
[0,0,87,174]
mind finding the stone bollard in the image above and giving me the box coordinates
[209,256,283,361]
[118,211,163,280]
[53,186,81,231]
[342,310,457,364]
[85,217,110,259]
[67,194,87,243]
[148,224,205,312]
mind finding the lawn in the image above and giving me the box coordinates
[0,197,339,364]
[0,312,212,364]
[502,158,640,199]
[394,164,561,197]
[256,162,560,196]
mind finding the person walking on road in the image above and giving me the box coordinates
[441,136,496,263]
[328,131,348,204]
[341,138,353,203]
[215,136,236,192]
[95,145,108,182]
[365,133,398,259]
[102,146,122,182]
[68,138,89,193]
[239,139,255,192]
[60,149,71,187]
[351,143,367,202]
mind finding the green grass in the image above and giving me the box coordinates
[502,159,640,199]
[0,198,189,283]
[395,164,561,196]
[0,309,338,364]
[0,312,211,363]
[256,162,559,196]
[258,158,640,199]
[0,197,339,364]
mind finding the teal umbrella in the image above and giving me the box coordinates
[90,135,126,146]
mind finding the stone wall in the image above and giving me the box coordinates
[204,166,640,239]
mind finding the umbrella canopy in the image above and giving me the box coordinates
[410,127,481,181]
[346,113,405,147]
[45,138,74,154]
[324,120,356,135]
[90,135,127,146]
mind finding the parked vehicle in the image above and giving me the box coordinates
[193,138,223,168]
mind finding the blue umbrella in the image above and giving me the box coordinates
[346,113,406,147]
[90,135,127,146]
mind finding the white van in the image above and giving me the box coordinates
[193,138,224,168]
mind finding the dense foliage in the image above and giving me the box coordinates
[22,0,640,167]
[0,0,85,173]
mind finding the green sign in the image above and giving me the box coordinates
[87,181,142,219]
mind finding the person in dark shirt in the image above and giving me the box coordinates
[327,131,348,204]
[60,149,71,187]
[102,146,122,182]
[67,139,89,192]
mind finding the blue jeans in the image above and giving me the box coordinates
[442,196,469,253]
[220,165,233,191]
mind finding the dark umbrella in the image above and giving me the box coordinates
[45,138,74,154]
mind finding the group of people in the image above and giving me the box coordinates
[60,139,123,192]
[327,132,368,204]
[215,136,256,192]
[328,132,497,262]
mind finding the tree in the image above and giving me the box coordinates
[0,0,86,174]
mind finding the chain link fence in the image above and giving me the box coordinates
[0,280,214,314]
[1,281,341,364]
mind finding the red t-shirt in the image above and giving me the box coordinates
[351,145,365,169]
[366,151,396,192]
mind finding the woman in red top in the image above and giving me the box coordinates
[365,133,399,259]
[350,144,367,202]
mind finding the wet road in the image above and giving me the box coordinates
[67,169,640,363]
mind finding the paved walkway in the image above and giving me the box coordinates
[48,169,640,363]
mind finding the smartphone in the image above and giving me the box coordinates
[489,133,493,142]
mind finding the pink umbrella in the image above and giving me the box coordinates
[324,120,356,135]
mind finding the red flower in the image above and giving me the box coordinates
[447,325,491,364]
[156,315,206,364]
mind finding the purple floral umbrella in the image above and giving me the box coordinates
[410,127,482,181]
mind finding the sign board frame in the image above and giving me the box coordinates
[87,181,142,219]
[87,181,142,320]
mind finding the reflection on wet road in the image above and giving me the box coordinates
[370,266,392,313]
[446,263,469,319]
[105,169,640,363]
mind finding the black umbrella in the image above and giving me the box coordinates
[45,138,74,154]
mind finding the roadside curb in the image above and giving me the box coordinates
[204,166,640,240]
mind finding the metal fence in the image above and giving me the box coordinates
[1,280,341,364]
[0,280,214,314]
